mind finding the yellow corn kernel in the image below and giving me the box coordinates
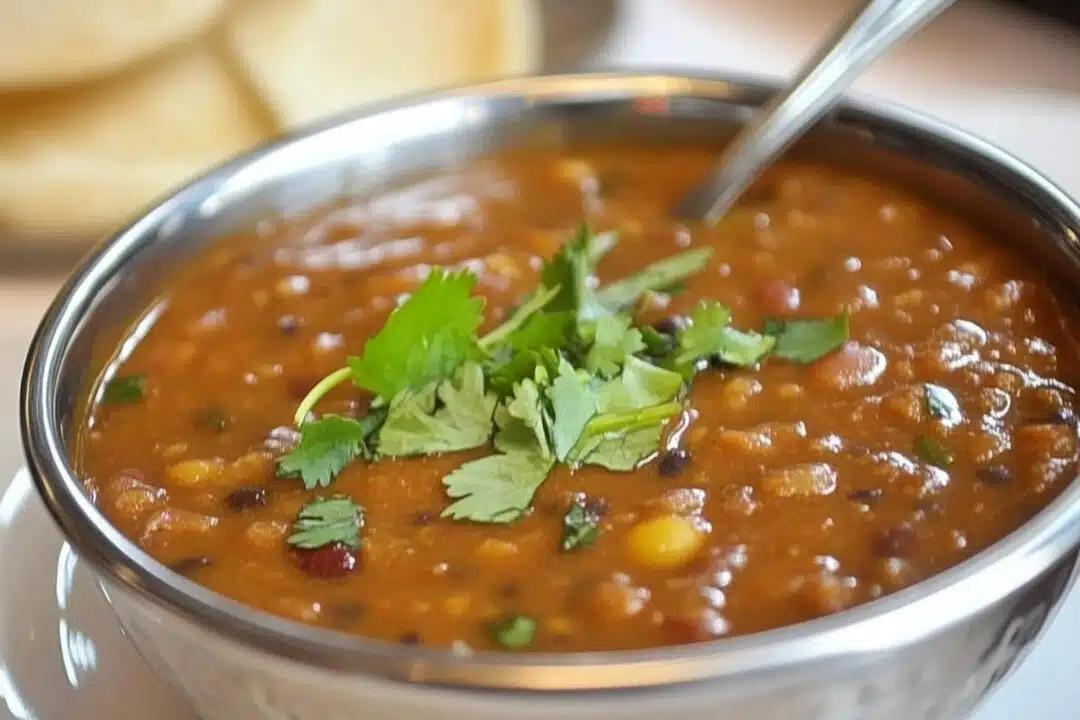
[475,538,519,560]
[166,458,225,487]
[626,514,704,570]
[244,520,289,551]
[547,615,576,636]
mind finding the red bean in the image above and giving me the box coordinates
[293,543,359,579]
[759,279,801,316]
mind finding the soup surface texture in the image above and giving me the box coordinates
[78,148,1080,652]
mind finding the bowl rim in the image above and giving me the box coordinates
[20,70,1080,692]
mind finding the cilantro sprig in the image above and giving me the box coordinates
[276,222,851,525]
[288,495,364,549]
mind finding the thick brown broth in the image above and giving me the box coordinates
[78,147,1080,651]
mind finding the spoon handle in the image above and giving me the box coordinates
[677,0,955,225]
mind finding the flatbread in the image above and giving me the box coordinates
[0,0,229,87]
[223,0,541,129]
[0,43,274,238]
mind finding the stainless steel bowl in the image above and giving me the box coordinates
[20,73,1080,720]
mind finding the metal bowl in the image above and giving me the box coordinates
[20,72,1080,720]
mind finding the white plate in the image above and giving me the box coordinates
[0,468,195,720]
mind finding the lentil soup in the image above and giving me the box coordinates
[77,147,1080,653]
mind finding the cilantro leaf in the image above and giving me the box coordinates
[102,375,147,404]
[277,415,370,490]
[676,301,775,369]
[562,497,602,551]
[479,284,561,351]
[376,363,497,457]
[348,268,484,400]
[288,495,364,549]
[588,230,619,263]
[584,314,645,378]
[924,383,962,426]
[487,312,572,396]
[541,223,607,322]
[547,359,598,461]
[494,375,553,458]
[441,451,554,523]
[764,314,849,364]
[915,434,954,468]
[491,614,537,649]
[597,356,685,413]
[582,426,664,471]
[596,247,714,311]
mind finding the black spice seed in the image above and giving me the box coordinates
[584,497,610,517]
[277,315,300,336]
[170,556,213,577]
[976,465,1013,485]
[658,448,692,477]
[872,525,918,559]
[412,510,435,527]
[653,315,689,336]
[848,488,884,504]
[225,487,269,512]
[398,632,422,646]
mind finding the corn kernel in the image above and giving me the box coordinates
[166,458,224,487]
[626,514,705,570]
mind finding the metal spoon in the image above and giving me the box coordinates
[677,0,956,225]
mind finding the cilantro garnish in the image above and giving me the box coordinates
[273,219,853,525]
[277,416,371,490]
[676,301,775,370]
[491,614,537,650]
[349,268,484,400]
[764,314,849,364]
[562,497,601,551]
[441,451,554,523]
[377,363,497,457]
[102,375,147,404]
[287,495,364,549]
[596,246,713,311]
[915,434,954,468]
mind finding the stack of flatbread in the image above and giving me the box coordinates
[0,0,540,242]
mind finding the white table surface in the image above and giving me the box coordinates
[1,1,1078,717]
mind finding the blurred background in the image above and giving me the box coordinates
[0,1,1079,717]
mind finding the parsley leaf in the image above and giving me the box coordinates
[102,375,147,404]
[924,383,962,426]
[377,363,497,457]
[676,301,775,370]
[562,497,601,551]
[277,415,370,489]
[584,314,645,378]
[441,451,554,523]
[287,495,364,549]
[541,223,607,322]
[348,268,484,400]
[547,358,598,461]
[596,247,714,311]
[764,314,849,364]
[915,434,954,468]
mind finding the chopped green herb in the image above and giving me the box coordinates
[495,376,553,458]
[764,314,849,364]
[441,451,554,523]
[277,415,370,490]
[596,247,713,311]
[288,495,363,549]
[479,284,561,351]
[377,364,497,457]
[676,301,775,370]
[581,425,665,471]
[349,268,485,400]
[491,614,537,650]
[562,497,601,551]
[640,325,677,361]
[102,375,146,405]
[915,434,954,468]
[924,383,962,426]
[541,223,607,322]
[598,356,685,413]
[583,314,645,378]
[547,359,598,462]
[587,230,620,263]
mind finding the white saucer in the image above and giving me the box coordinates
[0,468,196,720]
